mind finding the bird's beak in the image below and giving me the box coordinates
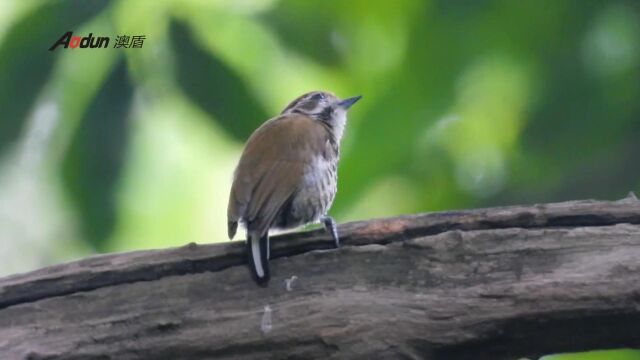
[337,95,362,109]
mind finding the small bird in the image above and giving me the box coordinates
[227,91,361,285]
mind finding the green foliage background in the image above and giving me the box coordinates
[0,1,639,358]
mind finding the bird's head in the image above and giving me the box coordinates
[280,91,361,139]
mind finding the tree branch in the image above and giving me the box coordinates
[1,196,640,359]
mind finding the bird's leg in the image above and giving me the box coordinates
[322,215,340,248]
[266,235,270,260]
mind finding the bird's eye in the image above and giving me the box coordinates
[311,93,325,101]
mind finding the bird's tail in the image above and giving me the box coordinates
[247,232,270,286]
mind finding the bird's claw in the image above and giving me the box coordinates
[322,216,340,248]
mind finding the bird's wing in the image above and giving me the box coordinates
[227,114,328,239]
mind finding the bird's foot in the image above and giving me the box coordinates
[322,216,340,248]
[266,236,270,260]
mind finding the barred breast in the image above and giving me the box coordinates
[276,155,338,229]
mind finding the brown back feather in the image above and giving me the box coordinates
[227,113,330,238]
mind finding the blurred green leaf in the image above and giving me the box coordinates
[47,8,121,164]
[0,0,109,154]
[178,2,347,113]
[170,20,268,140]
[544,349,640,360]
[261,1,344,67]
[109,93,239,250]
[62,59,133,250]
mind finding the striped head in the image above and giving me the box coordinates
[280,91,361,140]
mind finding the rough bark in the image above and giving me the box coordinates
[1,196,640,360]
